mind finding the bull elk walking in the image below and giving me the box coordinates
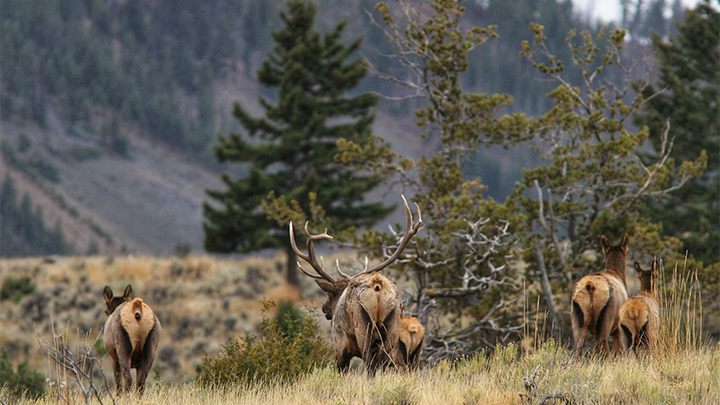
[571,234,629,358]
[103,284,162,393]
[291,196,422,373]
[619,259,660,353]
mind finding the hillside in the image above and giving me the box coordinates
[0,73,423,256]
[0,253,344,383]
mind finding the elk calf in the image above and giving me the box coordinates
[571,234,629,358]
[103,285,161,394]
[393,316,425,371]
[292,196,422,373]
[619,260,660,353]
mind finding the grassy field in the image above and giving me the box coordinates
[1,255,718,404]
[4,340,719,404]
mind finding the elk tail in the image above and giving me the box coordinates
[585,281,596,304]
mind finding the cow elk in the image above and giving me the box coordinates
[393,316,425,371]
[619,259,660,353]
[291,196,422,373]
[103,284,162,394]
[571,234,629,358]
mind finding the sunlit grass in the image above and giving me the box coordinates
[2,256,717,405]
[5,338,718,404]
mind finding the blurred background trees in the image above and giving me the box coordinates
[202,0,393,285]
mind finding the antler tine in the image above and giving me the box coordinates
[289,221,337,282]
[298,262,325,280]
[364,195,423,274]
[335,258,351,279]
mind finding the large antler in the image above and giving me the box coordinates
[363,195,423,274]
[289,221,339,283]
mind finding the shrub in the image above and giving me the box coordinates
[0,349,45,400]
[196,300,333,386]
[0,275,35,303]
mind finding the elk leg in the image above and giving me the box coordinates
[136,362,148,394]
[336,349,353,373]
[115,330,134,392]
[137,322,160,394]
[610,326,623,356]
[593,304,614,358]
[571,301,587,359]
[620,324,632,353]
[112,358,122,392]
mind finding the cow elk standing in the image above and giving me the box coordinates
[291,196,422,373]
[103,284,162,394]
[571,234,629,358]
[393,316,425,371]
[619,259,660,353]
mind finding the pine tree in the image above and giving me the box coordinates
[634,0,719,266]
[203,0,392,285]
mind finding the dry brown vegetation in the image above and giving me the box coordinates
[1,255,718,404]
[0,253,335,384]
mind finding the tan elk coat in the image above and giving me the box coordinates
[103,285,161,393]
[619,260,660,352]
[571,234,629,358]
[393,316,425,370]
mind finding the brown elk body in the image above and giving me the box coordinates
[103,285,161,393]
[291,196,422,373]
[393,316,425,371]
[619,260,660,353]
[571,234,629,358]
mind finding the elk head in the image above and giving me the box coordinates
[103,284,133,316]
[634,259,658,296]
[290,195,423,372]
[601,233,630,286]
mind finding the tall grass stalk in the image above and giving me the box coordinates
[657,256,704,355]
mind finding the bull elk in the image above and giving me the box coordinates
[290,196,422,373]
[619,259,660,353]
[571,234,629,358]
[103,284,162,393]
[393,316,425,371]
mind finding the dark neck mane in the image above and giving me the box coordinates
[638,273,657,296]
[604,250,627,286]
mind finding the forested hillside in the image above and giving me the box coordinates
[0,0,691,257]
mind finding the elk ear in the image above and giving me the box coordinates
[634,261,642,274]
[315,279,339,295]
[103,286,113,305]
[122,284,133,301]
[621,233,630,253]
[601,236,610,254]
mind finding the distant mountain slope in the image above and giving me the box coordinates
[1,116,225,256]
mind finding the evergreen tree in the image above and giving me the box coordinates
[203,0,392,285]
[634,0,719,267]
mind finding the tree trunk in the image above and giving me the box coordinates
[286,245,299,286]
[535,242,563,341]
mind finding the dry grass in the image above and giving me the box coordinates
[2,255,717,405]
[4,340,718,404]
[0,254,335,384]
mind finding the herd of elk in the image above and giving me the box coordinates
[103,284,162,393]
[93,194,665,394]
[571,234,629,358]
[619,259,660,353]
[290,195,422,373]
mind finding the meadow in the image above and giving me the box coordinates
[1,254,717,404]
